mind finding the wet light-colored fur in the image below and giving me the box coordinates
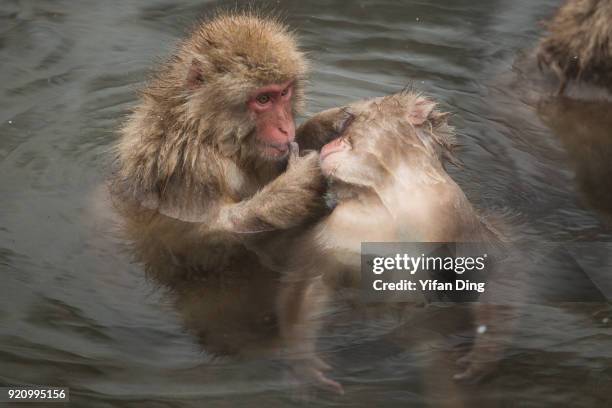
[311,92,492,263]
[278,92,500,388]
[537,0,612,93]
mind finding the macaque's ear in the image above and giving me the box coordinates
[186,59,204,90]
[407,98,436,125]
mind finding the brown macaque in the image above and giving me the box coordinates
[277,91,507,393]
[536,0,612,95]
[537,98,612,219]
[113,13,325,237]
[110,15,327,356]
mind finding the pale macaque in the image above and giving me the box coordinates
[278,91,504,392]
[110,15,326,356]
[536,0,612,95]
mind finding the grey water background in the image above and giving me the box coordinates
[1,0,611,407]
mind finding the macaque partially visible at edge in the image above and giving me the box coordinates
[110,14,327,355]
[536,0,612,95]
[276,92,509,393]
[520,0,612,218]
[537,98,612,219]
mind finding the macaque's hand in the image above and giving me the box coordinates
[283,142,326,213]
[453,313,508,383]
[261,142,325,228]
[296,107,347,151]
[221,143,326,233]
[453,346,499,383]
[287,355,344,396]
[286,142,324,183]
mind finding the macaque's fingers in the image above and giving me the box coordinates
[455,353,471,369]
[313,370,344,395]
[312,356,333,372]
[292,362,344,395]
[284,150,323,189]
[287,144,320,171]
[453,349,497,384]
[289,141,300,163]
[453,363,490,384]
[452,367,478,383]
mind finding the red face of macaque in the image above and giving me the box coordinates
[320,136,350,160]
[248,80,296,160]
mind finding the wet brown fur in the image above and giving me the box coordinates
[537,0,612,94]
[109,13,327,357]
[114,13,308,210]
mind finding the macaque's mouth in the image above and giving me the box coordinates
[320,149,340,161]
[320,138,347,161]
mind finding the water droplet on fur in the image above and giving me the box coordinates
[477,325,487,334]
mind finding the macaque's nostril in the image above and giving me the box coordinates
[278,127,288,135]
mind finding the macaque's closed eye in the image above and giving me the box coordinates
[338,109,356,138]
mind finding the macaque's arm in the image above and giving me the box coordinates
[278,261,344,394]
[296,107,346,151]
[213,145,325,234]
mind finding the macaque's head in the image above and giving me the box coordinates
[157,13,308,161]
[298,92,456,198]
